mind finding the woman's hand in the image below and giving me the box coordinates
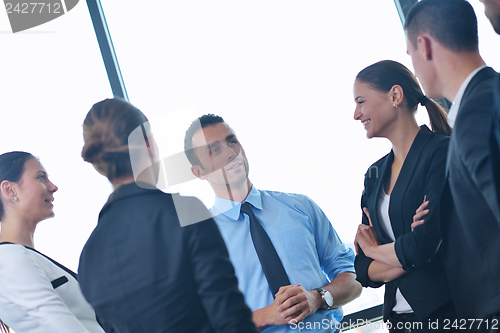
[412,195,429,231]
[354,208,380,256]
[355,207,403,268]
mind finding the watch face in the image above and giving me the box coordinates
[324,291,334,307]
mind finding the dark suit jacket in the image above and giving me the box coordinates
[492,72,500,210]
[441,67,500,323]
[355,125,453,322]
[78,182,257,333]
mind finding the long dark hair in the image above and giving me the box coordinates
[0,151,35,220]
[81,98,149,182]
[355,60,451,136]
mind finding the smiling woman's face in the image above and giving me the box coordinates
[353,80,398,139]
[14,158,58,224]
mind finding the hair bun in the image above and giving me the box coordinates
[81,139,104,164]
[81,98,148,181]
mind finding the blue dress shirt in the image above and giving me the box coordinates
[210,186,355,333]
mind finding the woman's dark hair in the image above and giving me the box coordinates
[81,98,149,181]
[0,151,35,220]
[356,60,451,136]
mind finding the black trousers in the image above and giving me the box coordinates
[388,302,458,333]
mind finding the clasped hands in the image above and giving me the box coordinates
[264,283,323,326]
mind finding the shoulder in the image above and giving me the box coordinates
[454,70,497,141]
[469,67,497,88]
[258,190,314,213]
[259,189,311,206]
[363,152,390,185]
[0,243,31,264]
[422,130,450,153]
[259,190,330,221]
[170,193,212,227]
[0,244,74,275]
[366,153,390,173]
[0,244,45,281]
[461,68,497,108]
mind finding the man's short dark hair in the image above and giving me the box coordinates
[184,114,225,166]
[404,0,478,53]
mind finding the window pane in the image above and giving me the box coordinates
[0,3,113,271]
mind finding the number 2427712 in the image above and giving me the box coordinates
[5,3,62,14]
[443,319,498,330]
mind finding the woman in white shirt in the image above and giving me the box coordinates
[352,60,457,332]
[0,151,104,333]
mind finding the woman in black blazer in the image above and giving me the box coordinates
[353,60,457,332]
[77,98,257,333]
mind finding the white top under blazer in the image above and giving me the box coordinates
[0,243,104,333]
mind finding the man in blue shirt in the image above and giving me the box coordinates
[184,114,361,332]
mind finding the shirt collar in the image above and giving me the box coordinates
[213,185,263,220]
[447,65,487,128]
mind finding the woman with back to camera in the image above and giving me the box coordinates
[0,151,105,333]
[353,60,458,332]
[77,98,257,333]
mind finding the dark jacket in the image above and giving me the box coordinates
[78,182,257,333]
[440,67,500,323]
[355,125,453,322]
[491,71,500,216]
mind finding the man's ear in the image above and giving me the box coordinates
[418,34,433,61]
[191,165,207,180]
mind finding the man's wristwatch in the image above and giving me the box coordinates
[313,287,334,310]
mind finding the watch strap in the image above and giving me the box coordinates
[313,287,334,310]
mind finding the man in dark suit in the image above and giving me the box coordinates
[404,0,500,330]
[479,0,500,211]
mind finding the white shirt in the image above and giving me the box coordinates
[0,243,104,333]
[377,190,413,314]
[447,65,487,128]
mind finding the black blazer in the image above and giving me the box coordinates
[355,125,453,322]
[492,72,500,212]
[440,67,500,322]
[78,182,257,333]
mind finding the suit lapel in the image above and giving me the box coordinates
[389,126,432,237]
[446,67,497,175]
[447,67,500,220]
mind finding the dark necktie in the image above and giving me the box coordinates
[240,202,290,296]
